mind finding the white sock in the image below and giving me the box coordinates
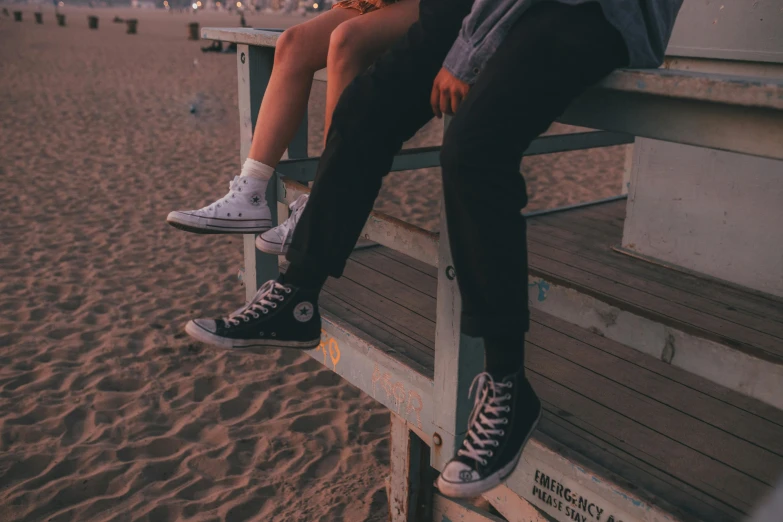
[241,158,275,181]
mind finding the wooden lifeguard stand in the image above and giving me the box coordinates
[204,3,783,520]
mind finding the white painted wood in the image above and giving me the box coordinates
[560,83,783,162]
[432,493,506,522]
[622,142,634,196]
[237,43,279,299]
[666,1,783,64]
[390,415,418,522]
[623,138,783,297]
[315,302,686,522]
[432,192,485,470]
[749,476,783,522]
[484,484,552,522]
[202,27,282,48]
[312,310,435,432]
[504,436,686,522]
[527,275,783,410]
[662,57,783,79]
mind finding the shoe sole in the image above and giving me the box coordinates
[167,211,272,235]
[185,320,320,351]
[435,407,543,499]
[255,235,289,255]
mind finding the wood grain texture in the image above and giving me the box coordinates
[315,245,782,521]
[527,202,783,361]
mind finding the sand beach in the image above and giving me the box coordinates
[0,7,626,521]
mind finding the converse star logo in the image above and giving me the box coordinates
[459,470,475,482]
[250,194,261,206]
[293,302,314,323]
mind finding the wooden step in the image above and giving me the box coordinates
[525,199,783,409]
[311,246,783,522]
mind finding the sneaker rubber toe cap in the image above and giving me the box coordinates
[192,318,217,333]
[440,461,480,484]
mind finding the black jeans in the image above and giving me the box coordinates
[287,1,629,338]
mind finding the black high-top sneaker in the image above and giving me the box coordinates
[185,279,321,350]
[436,370,542,498]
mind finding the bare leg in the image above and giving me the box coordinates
[248,8,359,167]
[324,0,419,140]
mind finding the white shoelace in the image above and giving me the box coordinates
[199,176,247,214]
[276,194,308,249]
[457,372,512,466]
[224,280,290,326]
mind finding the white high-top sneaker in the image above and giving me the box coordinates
[256,194,308,254]
[167,176,272,234]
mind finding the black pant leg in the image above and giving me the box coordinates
[286,0,472,282]
[439,2,629,338]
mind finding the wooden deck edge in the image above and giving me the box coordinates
[612,245,783,305]
[201,27,282,48]
[527,274,783,410]
[312,307,689,522]
[433,493,507,522]
[505,433,693,522]
[204,27,783,114]
[524,195,628,219]
[309,309,435,441]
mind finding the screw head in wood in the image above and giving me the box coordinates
[433,433,442,446]
[240,52,246,64]
[445,266,456,280]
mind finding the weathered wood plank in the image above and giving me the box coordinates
[531,218,783,332]
[350,249,439,298]
[593,69,783,112]
[431,193,485,470]
[343,258,436,319]
[319,290,433,377]
[505,432,691,522]
[528,236,783,347]
[526,371,764,512]
[560,84,783,161]
[528,215,783,325]
[531,310,783,426]
[323,275,435,348]
[432,493,506,522]
[375,247,440,280]
[390,415,425,522]
[309,310,435,432]
[527,340,783,484]
[527,250,783,362]
[206,28,783,113]
[538,414,740,522]
[483,485,553,522]
[237,44,278,297]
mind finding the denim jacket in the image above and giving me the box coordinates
[442,0,684,84]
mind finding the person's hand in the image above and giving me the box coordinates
[430,68,470,118]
